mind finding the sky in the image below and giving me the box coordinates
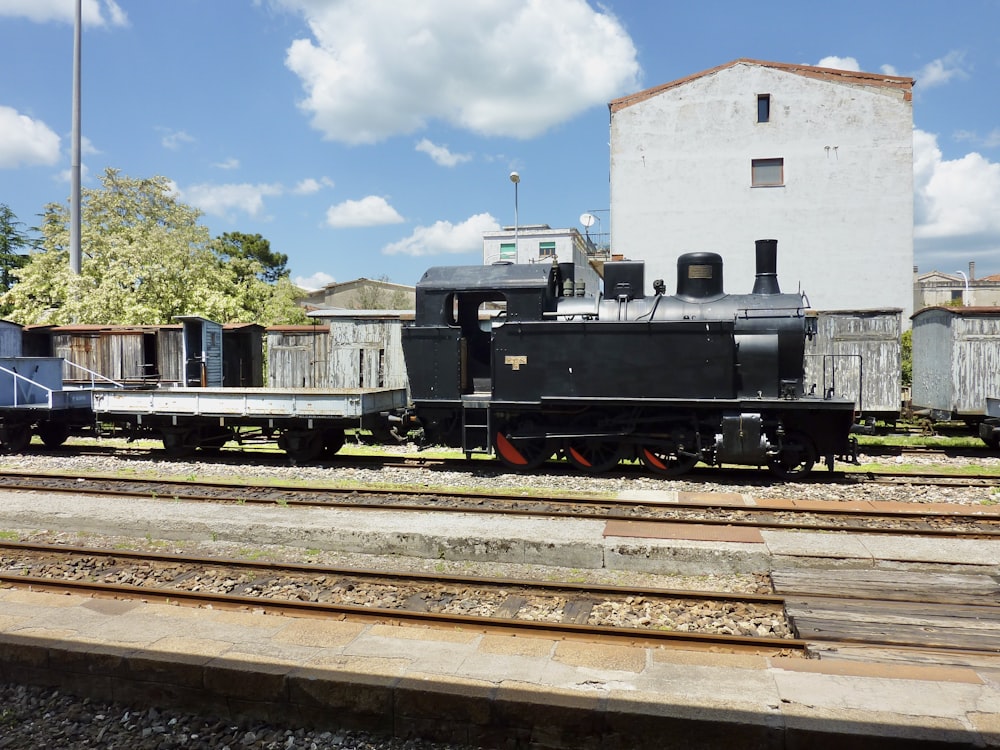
[0,0,998,291]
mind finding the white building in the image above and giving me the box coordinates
[609,58,914,318]
[482,224,604,296]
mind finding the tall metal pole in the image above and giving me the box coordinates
[509,172,520,261]
[70,0,82,274]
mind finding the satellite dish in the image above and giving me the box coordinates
[580,213,596,228]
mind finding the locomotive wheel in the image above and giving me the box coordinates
[323,428,347,456]
[565,439,625,473]
[37,421,71,448]
[639,445,699,476]
[768,431,817,480]
[494,429,552,470]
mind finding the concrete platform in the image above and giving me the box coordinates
[1,588,997,748]
[0,487,999,747]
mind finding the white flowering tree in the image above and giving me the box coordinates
[1,168,307,326]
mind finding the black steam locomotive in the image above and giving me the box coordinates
[401,239,856,478]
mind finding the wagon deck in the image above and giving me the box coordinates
[90,386,408,419]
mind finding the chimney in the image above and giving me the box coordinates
[969,261,976,281]
[751,239,781,295]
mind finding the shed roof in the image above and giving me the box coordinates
[609,58,914,113]
[912,306,1000,319]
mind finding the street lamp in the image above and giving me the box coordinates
[956,270,970,306]
[509,172,520,262]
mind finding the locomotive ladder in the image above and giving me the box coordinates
[460,394,492,457]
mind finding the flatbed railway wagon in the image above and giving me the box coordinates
[90,385,408,461]
[0,357,94,452]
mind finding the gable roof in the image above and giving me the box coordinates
[610,58,914,113]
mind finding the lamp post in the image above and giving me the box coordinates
[956,270,970,306]
[509,172,520,262]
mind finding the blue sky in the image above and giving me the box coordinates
[1,0,998,290]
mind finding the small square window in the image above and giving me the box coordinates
[757,94,771,123]
[539,241,556,258]
[499,242,516,261]
[751,158,783,187]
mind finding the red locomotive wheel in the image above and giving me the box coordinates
[494,430,552,470]
[564,439,624,473]
[639,446,699,476]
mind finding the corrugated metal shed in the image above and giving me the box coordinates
[804,309,902,418]
[911,306,1000,419]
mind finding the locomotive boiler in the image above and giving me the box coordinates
[401,239,856,478]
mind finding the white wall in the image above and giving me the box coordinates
[610,62,914,318]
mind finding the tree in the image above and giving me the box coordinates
[0,169,309,326]
[0,204,36,314]
[212,232,289,283]
[352,275,410,310]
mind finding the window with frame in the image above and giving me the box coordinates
[751,158,784,187]
[757,94,771,123]
[539,241,556,258]
[499,242,516,261]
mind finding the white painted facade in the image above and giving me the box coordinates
[482,224,603,296]
[609,59,914,319]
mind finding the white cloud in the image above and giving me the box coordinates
[293,176,334,194]
[0,106,60,168]
[0,0,128,27]
[293,271,335,291]
[881,51,968,89]
[816,56,861,72]
[325,196,403,228]
[415,138,472,167]
[914,128,1000,266]
[213,157,241,170]
[181,182,284,220]
[383,212,499,256]
[276,0,640,144]
[160,129,195,150]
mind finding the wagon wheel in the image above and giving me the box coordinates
[494,423,552,471]
[199,427,234,454]
[37,420,71,449]
[638,445,699,476]
[161,428,196,458]
[0,424,32,454]
[323,428,346,456]
[279,429,324,463]
[768,431,817,480]
[564,438,625,473]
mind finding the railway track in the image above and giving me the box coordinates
[0,540,798,653]
[20,439,1000,485]
[2,471,999,538]
[2,541,997,664]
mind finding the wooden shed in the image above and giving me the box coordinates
[911,306,1000,420]
[804,309,902,420]
[21,324,180,385]
[176,316,224,387]
[0,321,22,358]
[269,310,411,391]
[266,323,330,388]
[222,323,265,387]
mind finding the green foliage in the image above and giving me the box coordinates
[900,329,912,387]
[0,204,36,314]
[0,169,308,326]
[212,232,289,283]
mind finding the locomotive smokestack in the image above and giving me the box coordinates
[751,239,781,295]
